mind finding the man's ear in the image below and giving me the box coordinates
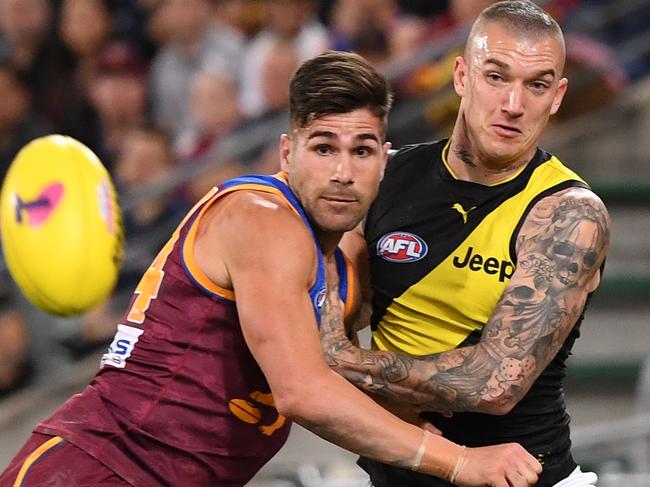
[279,133,291,172]
[452,56,467,97]
[550,77,568,115]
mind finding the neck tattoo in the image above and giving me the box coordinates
[453,146,477,168]
[492,157,529,174]
[451,143,529,176]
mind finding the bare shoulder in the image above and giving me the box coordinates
[523,186,608,230]
[202,189,312,244]
[519,186,609,244]
[516,186,610,290]
[195,189,316,288]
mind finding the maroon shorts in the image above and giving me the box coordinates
[0,432,130,486]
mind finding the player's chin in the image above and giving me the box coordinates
[314,210,364,234]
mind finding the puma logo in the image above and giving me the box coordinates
[452,203,476,223]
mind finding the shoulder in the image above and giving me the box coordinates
[196,189,317,286]
[526,186,609,229]
[536,152,588,185]
[204,189,311,242]
[517,186,610,272]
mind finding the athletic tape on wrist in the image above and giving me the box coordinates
[449,445,468,484]
[410,430,431,471]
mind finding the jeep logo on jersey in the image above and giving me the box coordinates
[452,246,515,282]
[377,232,428,262]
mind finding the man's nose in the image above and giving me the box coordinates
[332,155,354,184]
[503,83,524,117]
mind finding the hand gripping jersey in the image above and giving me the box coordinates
[36,173,353,487]
[361,140,594,486]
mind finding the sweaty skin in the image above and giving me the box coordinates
[320,20,609,419]
[449,23,567,183]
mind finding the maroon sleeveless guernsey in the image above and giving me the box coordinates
[36,173,354,486]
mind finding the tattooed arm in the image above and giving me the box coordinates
[323,187,610,414]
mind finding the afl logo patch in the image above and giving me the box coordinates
[377,232,428,263]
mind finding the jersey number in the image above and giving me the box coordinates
[126,237,176,324]
[126,188,219,324]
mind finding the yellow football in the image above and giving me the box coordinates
[0,135,123,316]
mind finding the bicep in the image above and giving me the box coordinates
[483,187,610,370]
[198,193,328,398]
[236,270,327,401]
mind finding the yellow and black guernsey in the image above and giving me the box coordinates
[361,139,590,487]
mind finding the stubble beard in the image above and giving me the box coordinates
[310,202,364,234]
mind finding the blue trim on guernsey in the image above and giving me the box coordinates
[185,174,348,325]
[334,247,349,310]
[181,263,235,304]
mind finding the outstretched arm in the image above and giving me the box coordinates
[195,190,541,486]
[323,187,610,414]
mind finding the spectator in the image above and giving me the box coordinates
[0,302,30,397]
[59,0,112,86]
[115,126,185,259]
[259,39,299,117]
[177,70,247,203]
[82,39,151,173]
[104,0,158,61]
[213,0,264,39]
[0,0,71,127]
[555,32,628,120]
[385,0,502,142]
[0,62,50,182]
[239,0,328,118]
[398,0,497,96]
[57,0,113,139]
[0,0,53,71]
[148,0,245,142]
[396,0,448,18]
[328,0,431,64]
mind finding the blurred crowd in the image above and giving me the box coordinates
[0,0,640,398]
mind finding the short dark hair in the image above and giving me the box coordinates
[289,50,393,137]
[473,1,563,41]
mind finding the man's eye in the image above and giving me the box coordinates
[316,145,331,155]
[355,147,372,157]
[530,81,549,91]
[487,73,503,82]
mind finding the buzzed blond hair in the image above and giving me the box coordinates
[468,0,565,68]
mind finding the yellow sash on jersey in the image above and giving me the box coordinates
[373,156,586,355]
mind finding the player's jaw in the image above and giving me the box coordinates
[309,185,373,234]
[480,119,534,164]
[460,107,539,170]
[280,108,388,235]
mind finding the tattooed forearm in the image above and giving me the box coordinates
[321,305,414,397]
[322,188,610,414]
